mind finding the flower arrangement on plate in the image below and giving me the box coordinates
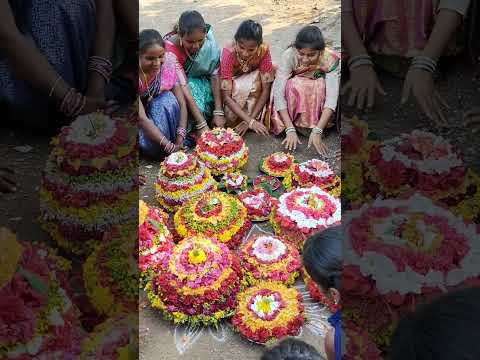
[341,116,372,161]
[196,128,249,175]
[39,113,138,256]
[366,130,467,200]
[232,281,305,344]
[174,191,251,249]
[146,235,242,326]
[0,228,84,359]
[343,193,480,351]
[155,151,217,212]
[260,152,295,178]
[139,200,173,289]
[270,186,341,249]
[253,175,282,192]
[240,234,301,286]
[343,319,382,360]
[238,188,276,222]
[284,159,341,197]
[221,172,248,193]
[79,314,137,359]
[83,228,138,317]
[301,268,338,313]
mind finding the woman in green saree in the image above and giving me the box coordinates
[164,11,224,141]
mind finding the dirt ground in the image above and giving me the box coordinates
[139,0,340,359]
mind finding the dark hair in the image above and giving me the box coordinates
[177,10,207,36]
[302,226,342,290]
[139,29,164,53]
[234,20,263,45]
[389,287,480,360]
[261,338,325,360]
[294,25,325,51]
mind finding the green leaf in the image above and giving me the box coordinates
[18,267,49,296]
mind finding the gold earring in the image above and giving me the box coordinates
[180,38,183,48]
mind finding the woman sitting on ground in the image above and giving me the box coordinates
[270,25,340,156]
[220,20,274,137]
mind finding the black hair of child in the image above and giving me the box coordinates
[389,286,480,360]
[234,20,263,45]
[302,226,342,291]
[294,25,326,51]
[139,29,164,53]
[261,338,325,360]
[177,10,207,36]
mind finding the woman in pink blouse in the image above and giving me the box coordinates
[220,20,275,136]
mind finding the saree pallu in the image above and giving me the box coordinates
[0,0,95,113]
[268,75,326,136]
[224,70,269,128]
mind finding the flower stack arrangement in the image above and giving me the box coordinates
[146,235,242,326]
[138,200,173,288]
[79,314,137,360]
[221,172,248,193]
[155,151,217,212]
[343,320,382,360]
[174,191,251,249]
[366,130,468,201]
[343,194,480,352]
[238,188,276,222]
[240,234,301,286]
[270,186,341,249]
[39,113,138,255]
[0,228,84,359]
[83,228,138,317]
[301,268,338,313]
[285,159,341,197]
[260,152,295,178]
[232,281,305,344]
[196,128,249,175]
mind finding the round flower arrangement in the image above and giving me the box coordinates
[240,234,301,286]
[232,281,305,344]
[39,113,138,255]
[260,152,295,178]
[343,320,382,360]
[155,151,217,212]
[253,175,282,192]
[238,188,275,222]
[84,228,138,317]
[366,130,467,199]
[0,228,84,359]
[79,314,137,360]
[222,172,248,193]
[146,235,242,326]
[343,193,480,351]
[285,159,341,197]
[301,268,338,313]
[271,187,341,249]
[174,191,251,249]
[196,128,249,175]
[139,200,173,288]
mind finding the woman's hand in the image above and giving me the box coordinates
[212,114,226,128]
[401,68,448,126]
[249,119,269,136]
[234,121,249,137]
[0,167,16,193]
[308,132,328,156]
[282,131,302,151]
[175,136,185,149]
[341,65,386,110]
[79,96,107,115]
